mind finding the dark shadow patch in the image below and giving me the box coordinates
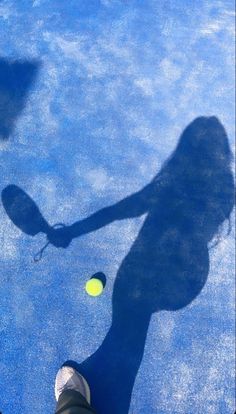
[1,184,49,235]
[0,58,40,140]
[90,272,107,288]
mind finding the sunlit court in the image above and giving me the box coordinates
[0,2,235,414]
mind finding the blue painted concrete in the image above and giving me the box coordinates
[0,1,235,413]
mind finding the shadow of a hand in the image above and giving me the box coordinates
[47,226,72,248]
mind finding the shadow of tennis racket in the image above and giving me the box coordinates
[1,184,65,262]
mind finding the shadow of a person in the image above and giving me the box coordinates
[51,116,234,414]
[1,116,234,413]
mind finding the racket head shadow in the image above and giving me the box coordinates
[1,184,50,236]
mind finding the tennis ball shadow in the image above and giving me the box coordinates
[90,272,106,288]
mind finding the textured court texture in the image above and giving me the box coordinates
[0,1,235,414]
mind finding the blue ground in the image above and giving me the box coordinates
[0,1,235,413]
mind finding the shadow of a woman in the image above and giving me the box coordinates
[2,117,234,413]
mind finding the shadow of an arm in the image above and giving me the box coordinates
[69,182,154,238]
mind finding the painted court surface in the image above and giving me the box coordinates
[0,2,235,413]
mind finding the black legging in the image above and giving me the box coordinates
[55,390,96,414]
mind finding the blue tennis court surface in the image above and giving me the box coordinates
[0,1,235,413]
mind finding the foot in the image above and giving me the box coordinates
[55,365,91,403]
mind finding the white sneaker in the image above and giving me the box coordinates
[55,366,91,404]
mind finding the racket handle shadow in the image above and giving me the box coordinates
[34,241,50,262]
[34,223,66,262]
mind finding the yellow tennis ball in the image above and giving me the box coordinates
[85,278,104,297]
